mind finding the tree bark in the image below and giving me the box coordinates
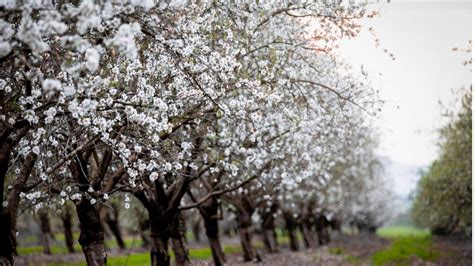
[149,217,171,266]
[236,209,256,262]
[38,211,53,255]
[260,204,279,253]
[76,200,107,266]
[62,206,76,253]
[0,212,15,265]
[171,214,189,266]
[0,143,12,262]
[104,210,125,250]
[191,219,201,243]
[262,227,278,253]
[8,153,37,255]
[204,217,226,266]
[283,212,299,251]
[238,225,255,261]
[315,214,330,245]
[139,218,150,248]
[300,222,313,249]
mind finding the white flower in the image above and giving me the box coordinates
[70,193,82,201]
[149,172,159,182]
[42,79,62,92]
[60,191,67,197]
[124,203,130,209]
[164,162,172,171]
[103,193,109,200]
[90,198,96,205]
[85,48,100,72]
[87,186,94,193]
[32,146,40,155]
[63,86,76,97]
[0,41,11,57]
[134,145,142,153]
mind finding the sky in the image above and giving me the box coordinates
[337,0,472,201]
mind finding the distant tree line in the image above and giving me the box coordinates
[412,88,472,236]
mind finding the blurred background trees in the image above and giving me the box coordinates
[412,88,472,236]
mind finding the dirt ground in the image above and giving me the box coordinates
[16,233,471,266]
[213,233,471,266]
[218,233,390,266]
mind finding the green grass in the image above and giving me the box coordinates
[376,226,430,239]
[20,231,293,265]
[327,246,363,265]
[372,226,440,266]
[18,238,144,256]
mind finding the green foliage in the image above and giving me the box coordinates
[376,226,430,239]
[329,247,344,255]
[411,89,472,235]
[372,235,440,266]
[327,246,363,265]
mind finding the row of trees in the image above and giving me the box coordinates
[0,1,395,265]
[412,88,472,236]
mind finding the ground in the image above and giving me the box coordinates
[15,226,472,266]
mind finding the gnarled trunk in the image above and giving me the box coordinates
[300,222,313,249]
[315,214,330,245]
[196,196,226,266]
[39,211,53,255]
[139,218,150,248]
[204,217,226,266]
[238,225,255,261]
[62,206,75,253]
[262,227,278,253]
[283,212,299,251]
[171,214,189,266]
[191,219,201,243]
[0,213,15,265]
[76,200,107,266]
[236,210,255,261]
[150,217,171,266]
[104,210,125,250]
[260,204,279,253]
[0,150,36,264]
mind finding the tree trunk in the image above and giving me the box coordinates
[204,217,226,266]
[150,218,171,266]
[139,218,150,248]
[39,211,53,255]
[0,213,15,265]
[234,199,260,262]
[260,204,279,253]
[300,222,313,249]
[315,215,330,245]
[171,215,189,266]
[191,219,201,243]
[105,211,125,250]
[238,225,255,261]
[62,207,76,253]
[0,146,13,264]
[283,213,299,251]
[262,227,278,253]
[236,209,256,262]
[76,200,107,266]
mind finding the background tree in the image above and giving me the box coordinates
[412,88,472,235]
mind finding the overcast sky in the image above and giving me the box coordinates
[337,0,472,200]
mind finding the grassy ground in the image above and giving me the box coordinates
[19,226,444,266]
[18,238,142,255]
[19,232,276,266]
[372,226,441,266]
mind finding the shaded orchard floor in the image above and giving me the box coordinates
[14,228,472,265]
[221,232,471,266]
